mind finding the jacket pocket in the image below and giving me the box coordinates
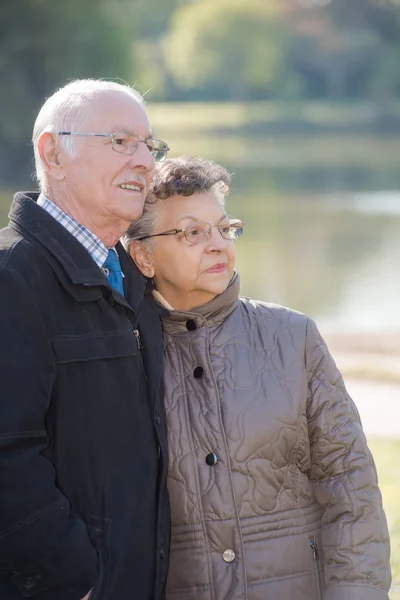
[309,537,323,600]
[86,515,112,600]
[53,331,140,364]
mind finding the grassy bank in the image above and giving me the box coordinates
[148,100,400,135]
[369,438,400,599]
[147,101,400,169]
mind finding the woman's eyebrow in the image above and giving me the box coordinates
[176,214,228,226]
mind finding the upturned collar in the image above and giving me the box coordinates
[157,271,240,334]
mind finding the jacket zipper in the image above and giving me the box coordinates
[88,549,103,600]
[132,327,143,350]
[127,316,147,380]
[309,538,323,600]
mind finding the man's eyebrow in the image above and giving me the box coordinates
[110,126,154,137]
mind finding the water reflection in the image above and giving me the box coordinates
[182,138,400,334]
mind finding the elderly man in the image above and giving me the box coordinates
[0,80,170,600]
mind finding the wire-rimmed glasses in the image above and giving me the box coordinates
[138,219,244,245]
[57,131,170,162]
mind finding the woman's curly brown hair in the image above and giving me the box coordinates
[123,156,232,247]
[146,155,231,202]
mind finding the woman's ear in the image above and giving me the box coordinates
[129,241,155,278]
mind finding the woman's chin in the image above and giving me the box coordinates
[206,280,230,298]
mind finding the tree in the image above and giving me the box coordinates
[162,0,290,100]
[0,0,133,185]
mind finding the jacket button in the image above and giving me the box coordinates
[155,411,161,426]
[108,293,116,306]
[222,549,236,563]
[160,544,165,559]
[23,578,36,590]
[186,319,197,331]
[205,453,218,466]
[193,366,203,378]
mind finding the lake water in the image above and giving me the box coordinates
[160,133,400,335]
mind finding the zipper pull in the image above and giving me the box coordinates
[309,538,319,560]
[133,329,143,350]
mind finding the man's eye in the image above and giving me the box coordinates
[114,138,125,145]
[221,225,231,234]
[145,139,155,152]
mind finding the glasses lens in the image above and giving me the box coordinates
[151,139,169,162]
[221,220,243,240]
[184,223,210,244]
[112,132,138,154]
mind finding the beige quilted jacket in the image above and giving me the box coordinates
[160,274,391,600]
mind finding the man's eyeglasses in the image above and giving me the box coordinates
[57,131,170,162]
[138,219,244,245]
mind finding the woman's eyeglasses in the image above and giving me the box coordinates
[138,219,244,245]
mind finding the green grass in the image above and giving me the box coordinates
[148,100,400,134]
[0,192,11,228]
[147,101,400,168]
[368,438,400,599]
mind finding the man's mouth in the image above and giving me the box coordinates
[118,183,143,192]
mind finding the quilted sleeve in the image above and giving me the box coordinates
[305,317,391,600]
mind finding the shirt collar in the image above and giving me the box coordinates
[37,194,109,268]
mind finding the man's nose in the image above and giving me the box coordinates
[127,141,155,172]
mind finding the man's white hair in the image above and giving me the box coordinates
[32,79,145,189]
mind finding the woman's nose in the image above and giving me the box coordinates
[207,226,228,250]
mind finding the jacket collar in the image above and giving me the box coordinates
[159,271,240,334]
[9,192,147,313]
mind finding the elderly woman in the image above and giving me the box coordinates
[124,156,391,600]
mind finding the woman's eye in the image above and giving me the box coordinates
[187,228,200,238]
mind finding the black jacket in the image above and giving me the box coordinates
[0,193,170,600]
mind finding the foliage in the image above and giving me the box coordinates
[0,0,133,185]
[163,0,289,100]
[2,0,400,184]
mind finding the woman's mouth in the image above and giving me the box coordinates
[205,263,227,273]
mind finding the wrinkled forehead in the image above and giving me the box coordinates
[82,90,151,136]
[155,191,227,228]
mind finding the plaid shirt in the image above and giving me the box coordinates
[37,194,109,269]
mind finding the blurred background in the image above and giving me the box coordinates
[1,0,399,594]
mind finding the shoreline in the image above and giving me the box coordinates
[324,332,400,439]
[325,331,400,383]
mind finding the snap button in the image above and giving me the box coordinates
[205,453,218,466]
[154,411,161,426]
[222,549,236,563]
[193,366,204,378]
[160,544,165,559]
[186,319,197,331]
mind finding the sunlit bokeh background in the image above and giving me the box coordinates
[1,0,399,595]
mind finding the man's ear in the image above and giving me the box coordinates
[129,241,155,278]
[38,131,65,180]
